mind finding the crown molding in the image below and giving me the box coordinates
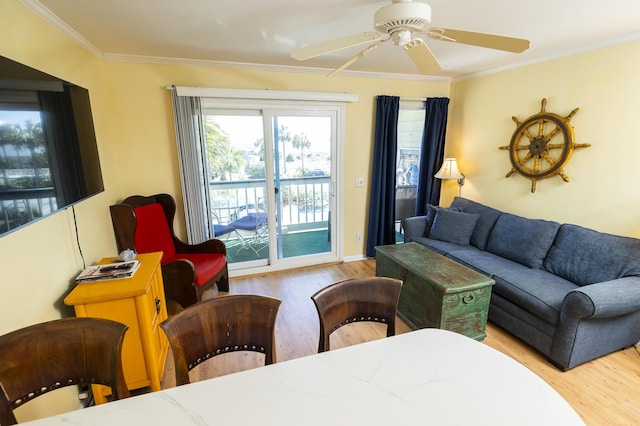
[453,30,640,82]
[101,53,451,83]
[18,0,102,58]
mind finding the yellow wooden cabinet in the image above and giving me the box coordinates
[64,252,169,404]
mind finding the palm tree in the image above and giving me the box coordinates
[0,120,45,188]
[0,124,14,187]
[292,132,311,174]
[16,120,44,187]
[204,118,243,181]
[276,124,291,173]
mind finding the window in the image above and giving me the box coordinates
[395,102,425,235]
[171,87,356,273]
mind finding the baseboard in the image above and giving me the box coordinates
[343,254,369,262]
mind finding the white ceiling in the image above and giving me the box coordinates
[22,0,640,80]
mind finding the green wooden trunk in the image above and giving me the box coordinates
[376,242,494,341]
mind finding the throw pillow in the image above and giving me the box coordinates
[450,197,501,250]
[423,204,438,237]
[429,209,480,245]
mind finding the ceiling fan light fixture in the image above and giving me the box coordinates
[392,30,413,46]
[373,1,431,34]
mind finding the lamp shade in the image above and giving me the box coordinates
[434,158,463,180]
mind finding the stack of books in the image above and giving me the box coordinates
[75,260,140,283]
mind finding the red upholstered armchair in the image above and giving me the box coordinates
[110,194,229,310]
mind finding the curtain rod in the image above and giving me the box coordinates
[168,85,358,102]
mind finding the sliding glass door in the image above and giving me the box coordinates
[206,112,269,267]
[205,106,338,271]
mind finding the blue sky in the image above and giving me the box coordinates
[211,114,331,153]
[0,110,41,127]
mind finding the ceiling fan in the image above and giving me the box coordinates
[290,0,530,76]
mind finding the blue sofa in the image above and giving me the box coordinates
[404,196,640,370]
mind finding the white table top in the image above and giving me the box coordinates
[24,329,583,425]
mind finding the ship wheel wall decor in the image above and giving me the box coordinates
[499,98,591,193]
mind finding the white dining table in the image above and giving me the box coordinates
[23,328,584,425]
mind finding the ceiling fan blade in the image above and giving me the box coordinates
[428,28,530,53]
[291,32,384,61]
[328,37,389,76]
[403,38,441,75]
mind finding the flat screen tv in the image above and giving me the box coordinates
[0,55,104,237]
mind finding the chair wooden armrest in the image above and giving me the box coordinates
[174,238,227,255]
[160,260,198,309]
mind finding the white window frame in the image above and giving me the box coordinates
[177,86,357,275]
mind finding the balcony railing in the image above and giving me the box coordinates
[0,188,57,232]
[209,176,331,233]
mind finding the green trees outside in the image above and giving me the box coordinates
[204,117,243,181]
[291,132,311,175]
[275,124,291,173]
[204,120,322,181]
[0,120,48,189]
[0,119,49,230]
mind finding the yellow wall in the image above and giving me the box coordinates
[0,2,447,420]
[101,61,449,254]
[447,39,640,237]
[0,1,116,420]
[5,0,640,420]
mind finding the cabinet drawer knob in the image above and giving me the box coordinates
[155,298,161,314]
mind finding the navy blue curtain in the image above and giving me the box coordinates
[366,96,399,257]
[416,97,450,214]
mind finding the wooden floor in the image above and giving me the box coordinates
[161,259,640,425]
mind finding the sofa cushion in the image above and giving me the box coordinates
[543,224,640,286]
[428,208,479,246]
[486,213,560,269]
[491,268,578,325]
[449,249,527,277]
[414,236,480,256]
[448,249,576,325]
[423,204,438,237]
[450,197,502,250]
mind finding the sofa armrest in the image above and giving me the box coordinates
[551,276,640,370]
[403,215,428,242]
[561,277,640,319]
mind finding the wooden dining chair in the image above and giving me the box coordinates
[110,193,229,311]
[160,294,281,386]
[0,317,129,425]
[311,277,402,352]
